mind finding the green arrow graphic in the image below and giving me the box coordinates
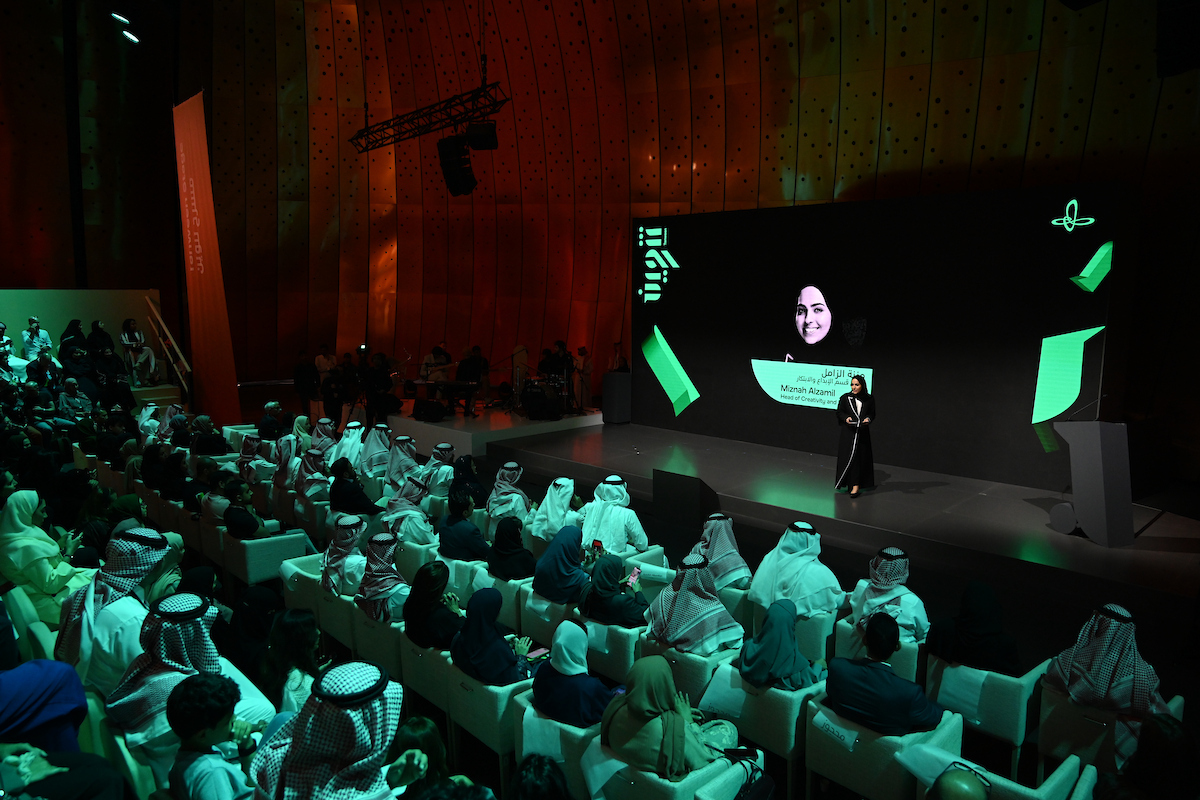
[1070,241,1113,293]
[1030,326,1104,423]
[642,325,700,416]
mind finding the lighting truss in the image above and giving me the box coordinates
[349,82,510,154]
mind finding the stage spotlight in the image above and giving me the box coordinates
[357,343,369,353]
[437,134,477,196]
[466,121,498,150]
[111,12,130,23]
[122,30,139,43]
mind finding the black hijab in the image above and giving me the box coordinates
[60,320,86,354]
[532,526,590,604]
[581,554,649,628]
[450,588,520,685]
[450,455,487,506]
[87,321,115,356]
[738,599,821,690]
[487,518,536,580]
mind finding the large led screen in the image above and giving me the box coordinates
[631,187,1123,490]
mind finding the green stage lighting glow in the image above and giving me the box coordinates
[1030,326,1104,423]
[641,326,700,416]
[1070,241,1113,293]
[1050,199,1095,232]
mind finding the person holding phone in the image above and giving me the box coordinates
[580,554,649,628]
[450,588,533,686]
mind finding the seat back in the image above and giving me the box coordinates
[353,610,405,683]
[469,507,490,539]
[224,531,310,586]
[315,590,357,651]
[804,699,963,800]
[835,617,919,683]
[584,621,643,683]
[927,656,1050,747]
[514,689,599,800]
[699,663,824,759]
[395,540,439,584]
[625,549,673,604]
[1037,681,1124,773]
[280,554,323,613]
[446,665,532,755]
[397,628,454,710]
[589,739,760,800]
[468,571,531,635]
[520,591,577,648]
[25,620,56,660]
[637,633,739,701]
[900,744,1081,800]
[201,525,226,568]
[3,586,40,661]
[718,586,754,630]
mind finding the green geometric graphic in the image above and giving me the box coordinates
[641,325,700,416]
[1070,241,1113,293]
[1030,326,1105,423]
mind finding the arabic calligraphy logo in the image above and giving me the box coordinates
[638,227,679,303]
[1051,199,1095,233]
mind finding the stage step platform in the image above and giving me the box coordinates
[132,383,183,410]
[385,400,604,458]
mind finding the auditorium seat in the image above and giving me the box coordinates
[520,591,578,649]
[514,689,600,800]
[395,540,439,584]
[279,553,323,616]
[1067,766,1097,800]
[926,655,1051,779]
[804,697,963,800]
[698,662,825,800]
[1036,679,1185,782]
[221,529,309,586]
[352,608,404,684]
[835,617,920,684]
[2,585,41,659]
[202,525,226,569]
[718,585,754,631]
[581,738,763,800]
[446,664,532,790]
[79,689,159,800]
[315,590,357,653]
[897,744,1083,800]
[751,604,836,664]
[582,620,643,684]
[465,568,532,635]
[637,632,739,701]
[397,628,455,711]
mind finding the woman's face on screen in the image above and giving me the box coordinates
[795,285,831,344]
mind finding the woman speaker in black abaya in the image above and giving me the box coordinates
[834,375,874,498]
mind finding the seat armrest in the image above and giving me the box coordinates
[695,751,764,800]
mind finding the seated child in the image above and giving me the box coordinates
[167,673,266,800]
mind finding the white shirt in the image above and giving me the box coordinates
[421,464,455,501]
[281,668,315,714]
[847,578,930,644]
[393,512,436,545]
[578,502,648,553]
[80,594,149,698]
[170,749,254,800]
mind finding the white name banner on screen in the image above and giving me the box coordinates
[750,360,874,410]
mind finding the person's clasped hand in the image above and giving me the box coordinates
[514,636,533,656]
[0,743,68,785]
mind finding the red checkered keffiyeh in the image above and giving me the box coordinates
[296,449,330,497]
[322,515,365,593]
[106,593,220,737]
[360,424,392,477]
[1045,604,1170,767]
[252,661,402,800]
[238,433,264,483]
[429,443,454,466]
[385,436,419,492]
[56,528,171,665]
[688,513,751,591]
[354,534,407,622]
[273,433,300,489]
[312,418,339,459]
[382,476,428,537]
[649,554,744,656]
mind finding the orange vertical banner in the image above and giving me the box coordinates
[173,92,241,424]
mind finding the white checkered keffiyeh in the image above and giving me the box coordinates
[429,443,454,466]
[487,461,530,515]
[322,515,365,593]
[238,433,264,483]
[649,554,744,656]
[105,593,220,735]
[854,546,911,633]
[56,528,171,665]
[359,424,392,477]
[252,661,402,800]
[688,513,751,591]
[297,449,330,497]
[382,477,428,536]
[385,436,419,491]
[312,418,339,458]
[273,433,300,489]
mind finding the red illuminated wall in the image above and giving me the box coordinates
[202,0,1200,391]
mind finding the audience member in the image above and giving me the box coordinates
[22,317,54,362]
[54,528,174,696]
[262,609,323,713]
[119,319,155,386]
[329,457,384,518]
[823,613,945,735]
[57,378,92,420]
[359,423,391,478]
[212,586,281,686]
[188,415,230,455]
[257,401,289,442]
[383,475,435,544]
[688,513,751,591]
[738,599,825,690]
[486,518,536,581]
[510,754,570,800]
[310,418,338,462]
[486,461,531,539]
[199,469,235,526]
[1043,604,1171,769]
[294,449,331,505]
[86,320,115,358]
[330,421,365,466]
[385,435,419,492]
[580,475,648,554]
[354,533,410,623]
[600,655,738,781]
[291,415,313,452]
[925,765,990,800]
[95,415,135,466]
[648,554,743,656]
[926,581,1020,676]
[0,490,94,627]
[438,486,490,561]
[450,588,532,686]
[848,546,929,644]
[167,673,261,800]
[749,521,845,619]
[223,479,271,540]
[320,515,367,596]
[392,716,465,798]
[1095,712,1196,800]
[236,433,275,485]
[165,414,190,447]
[251,662,425,800]
[402,561,465,650]
[525,478,582,544]
[533,620,621,727]
[158,452,197,505]
[419,443,456,510]
[532,526,591,604]
[105,593,274,785]
[580,553,649,628]
[450,455,487,507]
[138,443,168,492]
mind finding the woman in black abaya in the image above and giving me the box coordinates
[834,374,874,498]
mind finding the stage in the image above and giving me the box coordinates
[384,400,604,458]
[486,424,1200,600]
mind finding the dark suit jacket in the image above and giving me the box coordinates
[438,516,491,562]
[330,477,381,517]
[823,657,944,736]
